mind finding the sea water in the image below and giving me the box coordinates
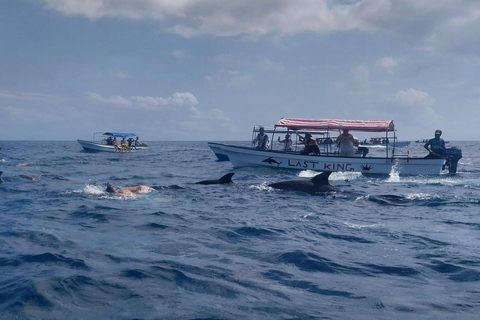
[0,140,479,319]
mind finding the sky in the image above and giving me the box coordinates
[1,0,480,141]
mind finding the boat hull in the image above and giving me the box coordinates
[208,143,446,175]
[77,140,148,153]
[208,142,230,161]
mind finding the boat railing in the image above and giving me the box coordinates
[252,124,402,159]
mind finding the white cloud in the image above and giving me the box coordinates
[205,69,254,89]
[86,92,132,107]
[86,91,199,114]
[0,89,232,140]
[38,0,480,56]
[394,88,434,107]
[111,68,129,80]
[83,91,234,126]
[378,57,398,74]
[392,88,442,124]
[172,50,185,58]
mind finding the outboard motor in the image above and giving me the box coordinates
[443,147,462,173]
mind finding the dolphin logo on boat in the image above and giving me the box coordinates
[262,157,282,167]
[268,171,339,194]
[195,173,235,185]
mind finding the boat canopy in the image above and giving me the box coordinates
[103,132,137,138]
[274,118,395,132]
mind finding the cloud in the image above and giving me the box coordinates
[39,0,386,36]
[392,88,442,124]
[111,68,129,80]
[394,88,434,107]
[0,90,232,140]
[86,91,201,115]
[377,57,398,74]
[37,0,480,56]
[204,69,254,89]
[86,92,132,107]
[172,50,185,58]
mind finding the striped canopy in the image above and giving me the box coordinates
[274,118,395,132]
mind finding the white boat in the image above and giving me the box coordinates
[77,132,148,153]
[208,118,462,175]
[360,137,411,148]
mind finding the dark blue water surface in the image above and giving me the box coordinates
[1,141,480,319]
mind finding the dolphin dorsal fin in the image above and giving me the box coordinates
[219,173,235,183]
[311,171,332,185]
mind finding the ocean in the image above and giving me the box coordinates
[0,140,479,319]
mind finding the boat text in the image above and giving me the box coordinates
[287,160,354,171]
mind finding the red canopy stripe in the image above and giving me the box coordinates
[274,118,394,132]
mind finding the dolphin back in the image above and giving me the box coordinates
[218,173,235,183]
[311,171,332,186]
[196,173,235,185]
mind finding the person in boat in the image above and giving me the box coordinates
[134,136,144,148]
[297,132,320,155]
[278,134,293,151]
[106,183,155,195]
[254,126,270,150]
[336,129,356,157]
[106,136,114,145]
[112,137,120,149]
[424,129,445,157]
[121,137,129,149]
[127,137,134,147]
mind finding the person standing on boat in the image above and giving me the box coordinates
[424,129,445,157]
[278,134,293,151]
[336,129,356,157]
[254,126,270,150]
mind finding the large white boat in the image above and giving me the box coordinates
[78,132,148,153]
[208,118,462,175]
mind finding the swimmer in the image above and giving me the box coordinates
[105,183,154,195]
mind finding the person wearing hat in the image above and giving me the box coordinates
[424,129,446,156]
[297,132,320,155]
[278,134,293,151]
[254,126,270,150]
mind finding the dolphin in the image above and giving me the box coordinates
[268,171,339,194]
[262,157,282,166]
[20,174,39,181]
[195,173,235,185]
[0,171,3,183]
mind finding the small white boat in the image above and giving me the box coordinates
[415,138,429,143]
[360,137,411,148]
[208,118,462,175]
[77,132,148,153]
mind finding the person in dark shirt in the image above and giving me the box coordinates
[424,129,446,157]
